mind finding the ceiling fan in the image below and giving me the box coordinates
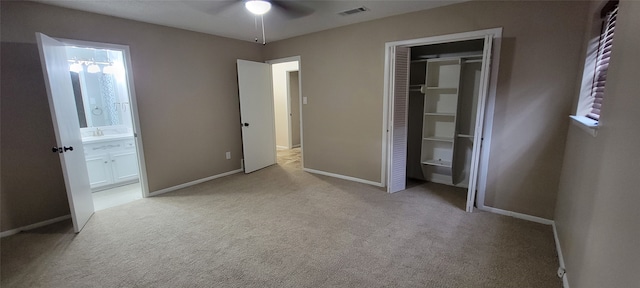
[188,0,313,44]
[197,0,314,19]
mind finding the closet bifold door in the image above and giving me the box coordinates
[452,54,483,187]
[465,35,494,212]
[387,46,410,193]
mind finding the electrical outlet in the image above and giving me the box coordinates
[303,97,308,104]
[225,152,231,159]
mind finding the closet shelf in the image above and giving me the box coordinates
[423,136,454,142]
[457,134,474,138]
[424,112,456,116]
[425,86,458,90]
[422,159,452,168]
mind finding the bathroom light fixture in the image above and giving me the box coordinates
[69,62,83,73]
[245,0,271,15]
[102,64,115,74]
[87,63,101,73]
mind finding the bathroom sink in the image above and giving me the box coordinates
[82,134,134,144]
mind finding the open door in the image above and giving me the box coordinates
[36,33,94,232]
[465,35,494,212]
[237,59,276,173]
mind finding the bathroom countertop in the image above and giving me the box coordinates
[82,134,134,144]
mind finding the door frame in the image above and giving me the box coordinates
[381,28,502,211]
[265,56,304,167]
[57,37,150,198]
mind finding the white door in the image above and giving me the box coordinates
[237,59,276,173]
[466,35,494,212]
[36,33,95,232]
[288,71,301,147]
[387,46,411,193]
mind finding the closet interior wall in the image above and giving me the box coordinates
[406,39,485,188]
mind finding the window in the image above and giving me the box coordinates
[572,0,618,134]
[587,2,618,121]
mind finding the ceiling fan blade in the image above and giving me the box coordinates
[270,0,314,19]
[184,0,238,16]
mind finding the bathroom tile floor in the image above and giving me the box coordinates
[92,183,142,211]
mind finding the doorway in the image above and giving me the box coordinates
[37,33,149,232]
[270,60,302,166]
[382,28,502,212]
[65,45,145,211]
[236,57,303,173]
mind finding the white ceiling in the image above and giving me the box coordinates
[33,0,465,43]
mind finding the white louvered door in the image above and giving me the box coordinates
[387,46,410,193]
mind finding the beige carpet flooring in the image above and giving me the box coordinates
[1,148,561,287]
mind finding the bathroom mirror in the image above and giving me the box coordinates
[66,47,132,128]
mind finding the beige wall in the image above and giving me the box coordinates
[555,1,640,287]
[0,0,598,232]
[271,61,299,148]
[264,1,589,218]
[0,1,262,231]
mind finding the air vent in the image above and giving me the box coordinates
[338,6,369,16]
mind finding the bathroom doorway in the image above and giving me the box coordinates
[64,41,148,211]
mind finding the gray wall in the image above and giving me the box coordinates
[555,1,640,287]
[0,1,262,231]
[264,0,589,219]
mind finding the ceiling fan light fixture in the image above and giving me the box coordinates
[245,0,271,15]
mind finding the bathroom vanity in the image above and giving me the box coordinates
[82,130,139,191]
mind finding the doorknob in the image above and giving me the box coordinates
[52,146,73,153]
[243,123,250,127]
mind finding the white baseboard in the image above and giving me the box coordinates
[276,145,289,150]
[149,169,243,197]
[0,214,71,238]
[303,168,384,187]
[477,205,554,225]
[553,222,570,288]
[292,144,301,148]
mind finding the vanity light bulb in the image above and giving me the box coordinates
[87,63,101,73]
[69,62,83,73]
[102,65,116,74]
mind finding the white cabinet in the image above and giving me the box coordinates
[83,137,138,191]
[85,153,112,188]
[110,150,139,183]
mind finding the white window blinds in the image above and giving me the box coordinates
[588,4,618,121]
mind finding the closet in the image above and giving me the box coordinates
[406,39,485,188]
